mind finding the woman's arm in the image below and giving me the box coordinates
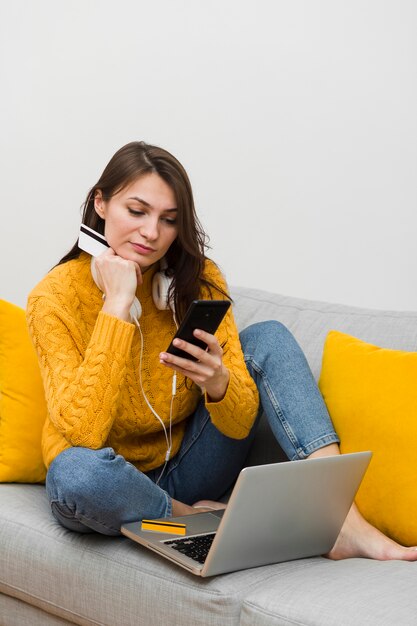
[27,294,135,449]
[159,261,259,439]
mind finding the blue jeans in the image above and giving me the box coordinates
[46,321,339,535]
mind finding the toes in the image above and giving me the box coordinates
[192,500,226,511]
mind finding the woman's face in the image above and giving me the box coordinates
[94,173,178,272]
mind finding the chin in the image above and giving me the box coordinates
[138,259,157,273]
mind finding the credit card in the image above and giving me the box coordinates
[78,224,109,257]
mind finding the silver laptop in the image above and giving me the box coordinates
[121,451,371,577]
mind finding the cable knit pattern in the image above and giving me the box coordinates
[27,253,259,471]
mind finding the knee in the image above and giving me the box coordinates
[46,446,114,505]
[240,320,298,355]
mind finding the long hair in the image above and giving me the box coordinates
[58,141,229,321]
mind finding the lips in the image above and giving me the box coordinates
[131,242,156,255]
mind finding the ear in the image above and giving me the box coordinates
[94,190,106,219]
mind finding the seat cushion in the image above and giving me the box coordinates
[0,593,74,626]
[240,558,417,626]
[0,484,304,626]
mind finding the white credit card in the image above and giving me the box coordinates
[78,224,109,257]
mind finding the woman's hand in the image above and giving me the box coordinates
[159,329,230,402]
[94,249,142,322]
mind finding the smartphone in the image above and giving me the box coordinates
[166,300,231,361]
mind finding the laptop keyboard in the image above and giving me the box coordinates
[165,533,215,564]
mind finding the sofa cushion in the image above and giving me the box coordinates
[231,287,417,379]
[0,300,46,482]
[0,484,308,626]
[240,558,417,626]
[319,330,417,546]
[0,593,73,626]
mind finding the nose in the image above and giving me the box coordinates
[139,216,159,241]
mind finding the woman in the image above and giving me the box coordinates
[27,141,417,560]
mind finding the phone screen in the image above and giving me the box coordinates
[166,300,231,361]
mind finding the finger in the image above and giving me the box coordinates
[169,337,209,362]
[159,349,213,374]
[160,349,202,369]
[193,329,223,357]
[159,352,211,383]
[94,248,116,276]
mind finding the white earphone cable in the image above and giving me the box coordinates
[89,250,178,484]
[132,315,176,484]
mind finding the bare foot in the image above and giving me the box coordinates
[327,503,417,561]
[308,445,417,561]
[192,499,227,512]
[171,498,226,517]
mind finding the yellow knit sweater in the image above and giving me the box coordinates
[27,253,259,471]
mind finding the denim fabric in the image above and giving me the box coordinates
[241,321,339,460]
[46,321,339,535]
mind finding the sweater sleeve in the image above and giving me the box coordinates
[27,293,135,449]
[200,262,259,439]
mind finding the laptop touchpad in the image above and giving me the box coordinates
[168,512,221,535]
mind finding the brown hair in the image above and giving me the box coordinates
[58,141,229,321]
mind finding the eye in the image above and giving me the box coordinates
[162,217,177,226]
[128,208,145,216]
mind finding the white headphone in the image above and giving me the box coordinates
[151,257,174,314]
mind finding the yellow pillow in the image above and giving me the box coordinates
[319,330,417,546]
[0,300,46,482]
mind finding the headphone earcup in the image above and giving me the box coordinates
[152,271,173,311]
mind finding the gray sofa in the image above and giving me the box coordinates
[2,286,417,626]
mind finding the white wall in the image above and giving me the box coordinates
[1,0,417,311]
